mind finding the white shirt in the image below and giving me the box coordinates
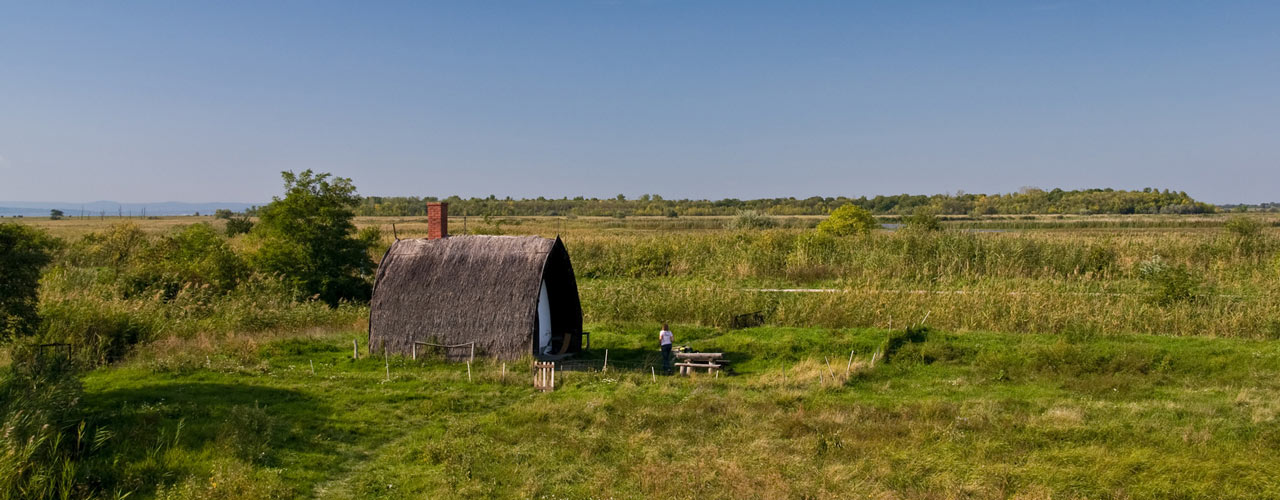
[659,329,673,346]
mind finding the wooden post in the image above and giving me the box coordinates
[550,362,555,389]
[603,349,608,373]
[384,347,390,381]
[412,342,417,361]
[825,357,836,379]
[502,363,506,382]
[310,360,315,375]
[651,366,656,382]
[846,349,856,374]
[353,339,359,360]
[467,362,472,383]
[470,343,475,364]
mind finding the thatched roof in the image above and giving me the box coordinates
[369,235,582,360]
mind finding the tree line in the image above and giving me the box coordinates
[343,187,1214,218]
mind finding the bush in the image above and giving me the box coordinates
[816,204,877,236]
[0,224,58,341]
[213,209,235,220]
[726,210,776,230]
[1225,216,1262,238]
[902,210,942,232]
[225,216,254,236]
[1137,256,1201,305]
[124,223,247,298]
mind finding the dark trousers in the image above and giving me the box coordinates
[661,344,672,373]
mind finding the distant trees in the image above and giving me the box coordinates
[816,204,877,237]
[0,223,58,340]
[347,188,1216,218]
[252,170,375,305]
[49,209,64,220]
[214,209,235,220]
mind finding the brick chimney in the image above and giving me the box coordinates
[427,202,448,239]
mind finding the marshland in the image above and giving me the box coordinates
[4,190,1280,499]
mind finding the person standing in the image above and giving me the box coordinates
[659,323,674,374]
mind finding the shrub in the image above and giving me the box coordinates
[1137,255,1201,305]
[0,224,58,341]
[1225,215,1262,238]
[902,210,942,232]
[225,216,254,236]
[213,209,235,220]
[816,204,877,236]
[125,223,247,298]
[726,210,776,230]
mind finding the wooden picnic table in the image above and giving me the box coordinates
[674,352,728,375]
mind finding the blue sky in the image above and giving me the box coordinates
[1,1,1277,203]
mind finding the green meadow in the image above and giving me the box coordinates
[4,211,1280,499]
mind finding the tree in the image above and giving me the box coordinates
[816,204,878,236]
[0,224,58,341]
[214,209,235,219]
[252,170,374,305]
[49,209,64,220]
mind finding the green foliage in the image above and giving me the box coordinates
[213,209,235,220]
[1225,215,1262,239]
[726,210,776,230]
[224,215,254,237]
[48,210,63,221]
[124,223,247,299]
[251,170,375,305]
[1137,256,1201,305]
[351,188,1216,217]
[0,224,58,341]
[72,222,148,277]
[815,204,877,236]
[0,348,109,500]
[902,209,942,232]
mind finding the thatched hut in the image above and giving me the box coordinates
[368,203,584,360]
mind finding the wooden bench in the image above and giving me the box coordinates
[675,362,722,375]
[674,352,728,375]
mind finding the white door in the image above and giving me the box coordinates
[537,280,552,355]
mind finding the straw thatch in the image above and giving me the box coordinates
[368,235,582,360]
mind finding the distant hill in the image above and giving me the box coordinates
[0,201,259,217]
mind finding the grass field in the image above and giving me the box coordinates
[67,324,1280,499]
[5,213,1280,498]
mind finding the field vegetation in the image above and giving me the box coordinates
[3,179,1280,498]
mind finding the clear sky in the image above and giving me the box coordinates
[1,1,1277,204]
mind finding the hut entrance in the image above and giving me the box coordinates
[537,280,552,355]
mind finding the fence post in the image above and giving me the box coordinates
[604,349,608,373]
[353,339,359,360]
